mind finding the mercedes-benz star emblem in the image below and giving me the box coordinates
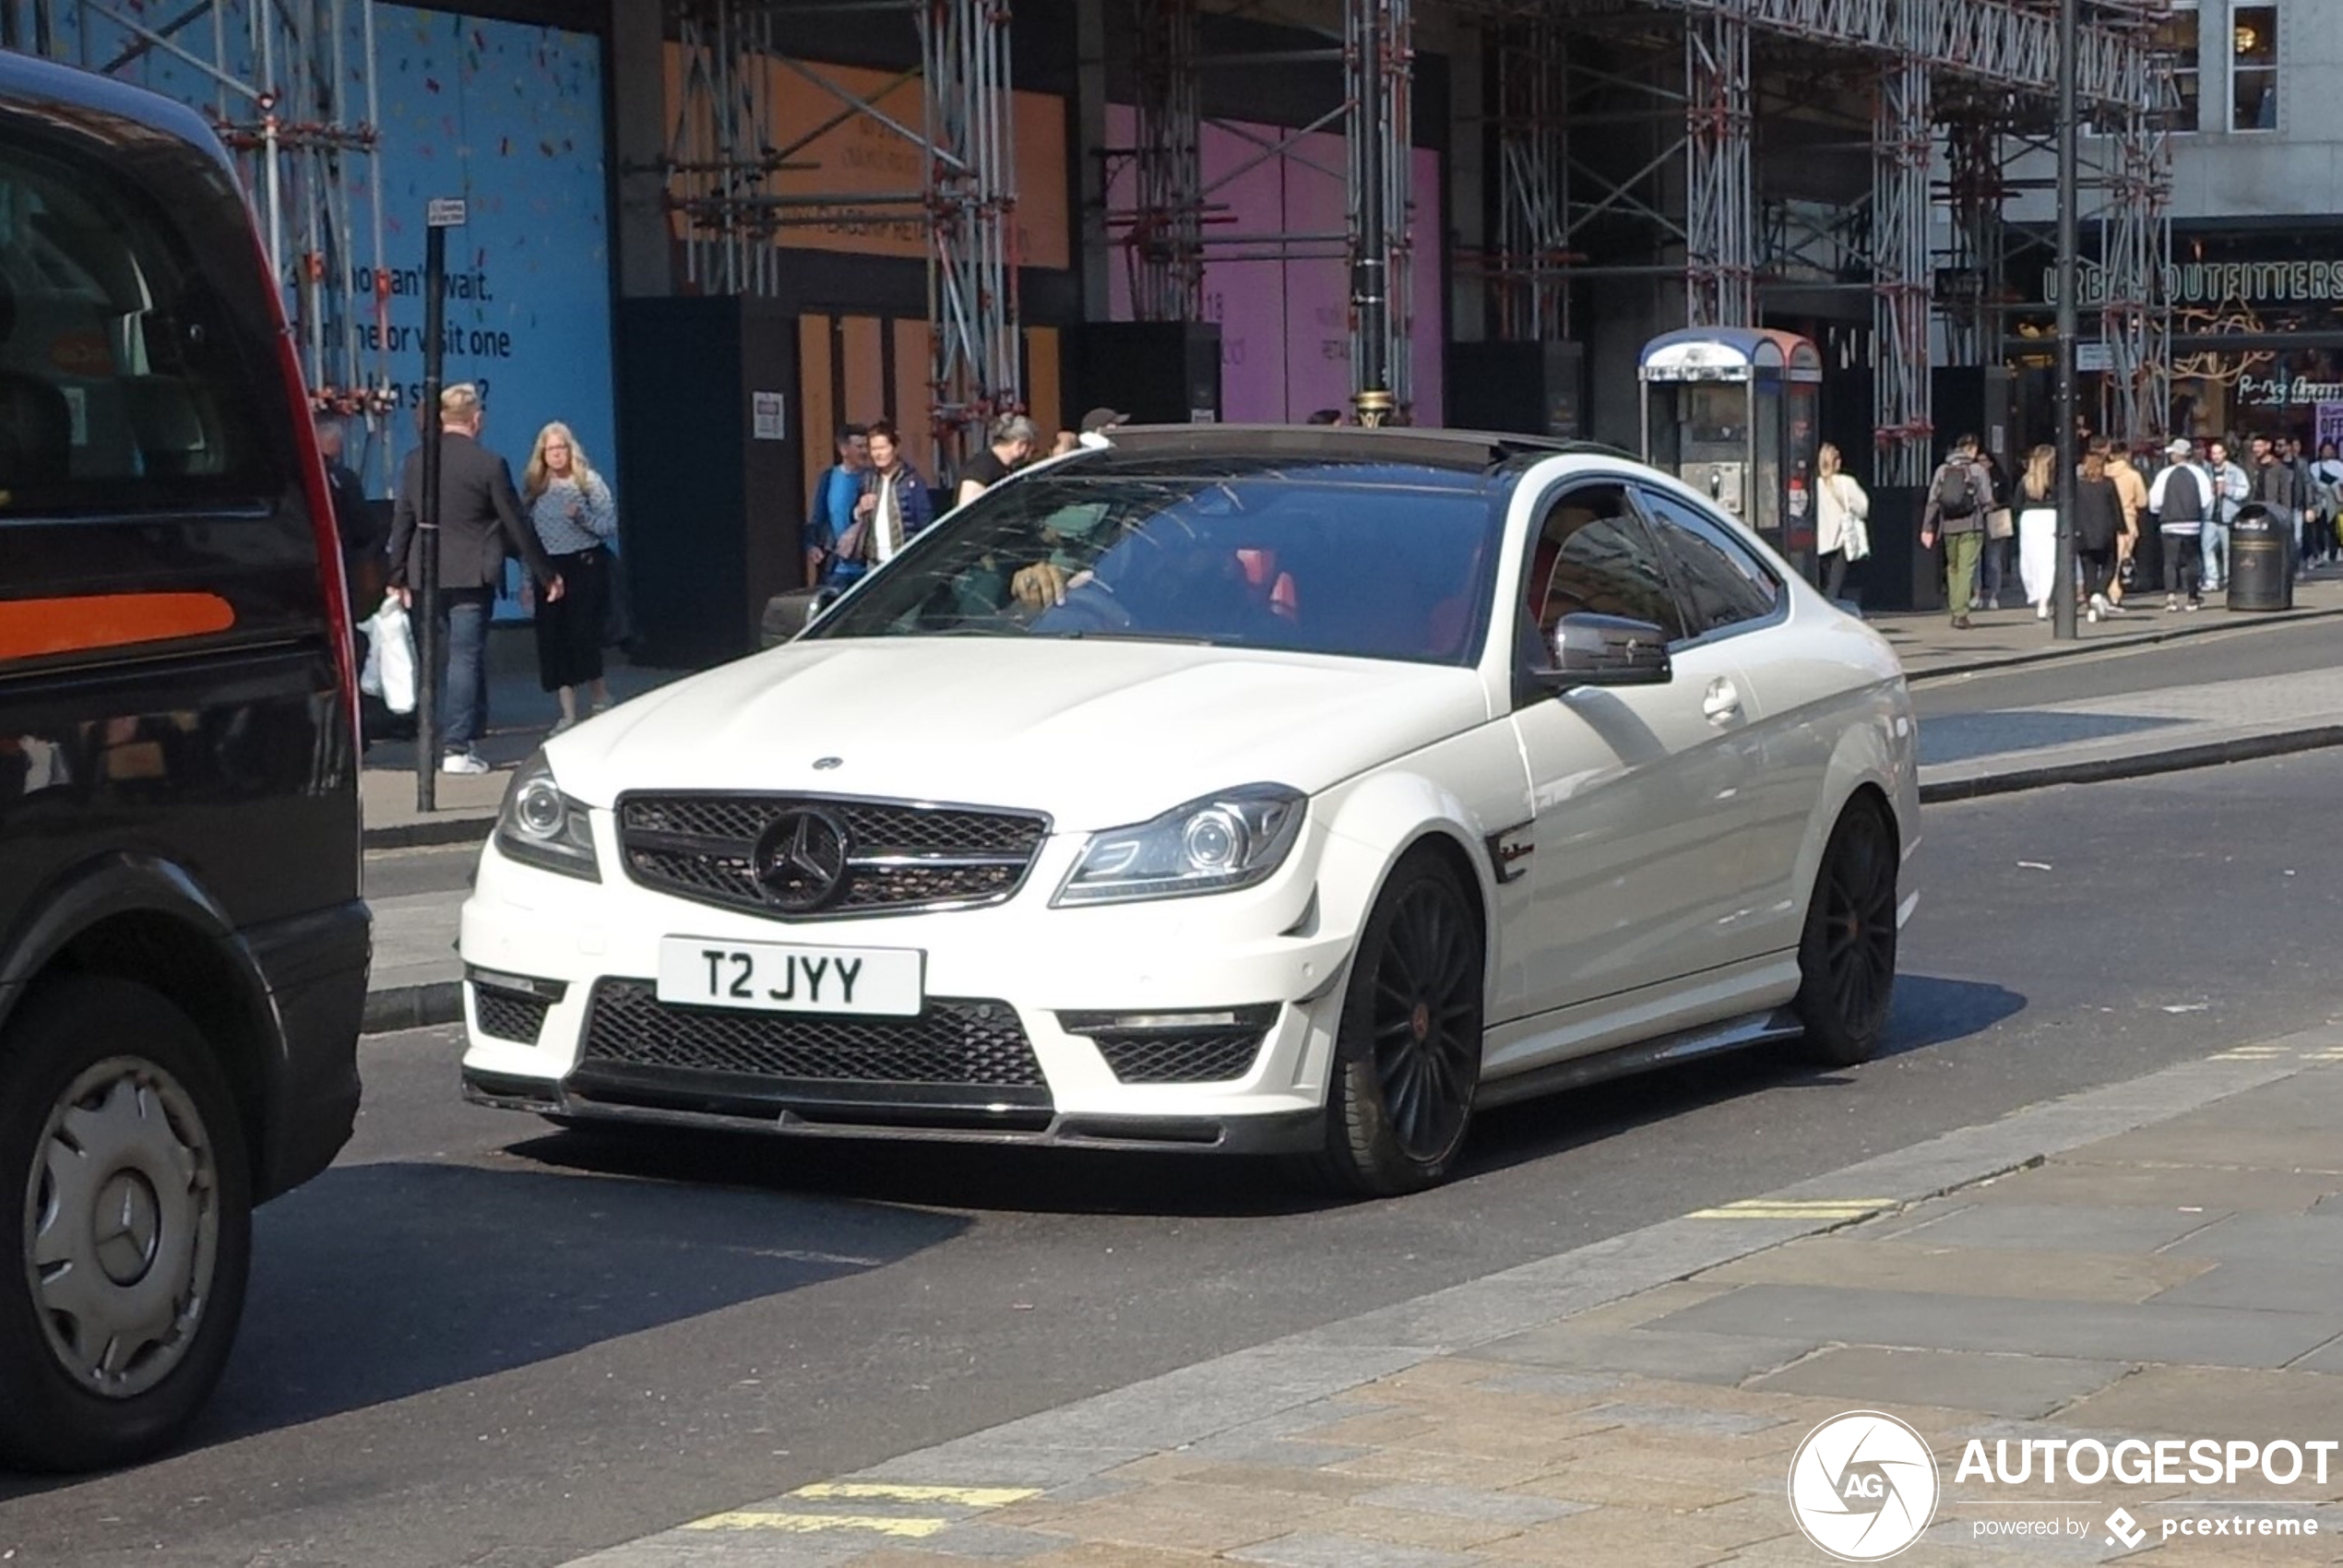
[752,808,850,913]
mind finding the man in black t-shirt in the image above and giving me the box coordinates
[957,413,1039,508]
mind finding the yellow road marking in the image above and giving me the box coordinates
[1689,1198,1888,1221]
[791,1482,1038,1508]
[685,1511,947,1537]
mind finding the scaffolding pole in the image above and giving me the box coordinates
[1872,0,1932,483]
[1126,0,1204,321]
[1488,10,1571,341]
[37,0,392,487]
[1683,8,1753,327]
[653,0,1020,472]
[1348,0,1414,420]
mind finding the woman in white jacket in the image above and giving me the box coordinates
[2015,444,2060,620]
[1814,442,1870,602]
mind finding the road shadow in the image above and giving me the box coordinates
[511,1121,1330,1221]
[1457,973,2027,1181]
[208,1161,956,1454]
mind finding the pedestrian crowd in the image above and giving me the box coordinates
[1917,430,2341,627]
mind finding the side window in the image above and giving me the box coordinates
[0,136,273,516]
[1638,488,1781,637]
[1517,482,1686,672]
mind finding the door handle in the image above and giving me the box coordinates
[1702,678,1742,724]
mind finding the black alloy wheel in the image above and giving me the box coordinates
[1303,850,1484,1195]
[1795,798,1899,1067]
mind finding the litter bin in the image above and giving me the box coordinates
[2227,502,2293,612]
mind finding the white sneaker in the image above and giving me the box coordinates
[2087,603,2099,624]
[440,750,490,776]
[2037,600,2052,620]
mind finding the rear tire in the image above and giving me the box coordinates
[1298,850,1483,1196]
[0,977,252,1472]
[1793,798,1900,1067]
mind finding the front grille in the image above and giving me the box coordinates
[580,979,1044,1087]
[1093,1028,1268,1085]
[617,793,1049,919]
[473,987,551,1044]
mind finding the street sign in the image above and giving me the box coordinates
[2075,341,2113,373]
[426,196,468,228]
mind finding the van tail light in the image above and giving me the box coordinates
[253,229,362,758]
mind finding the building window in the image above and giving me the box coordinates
[2153,2,2201,131]
[2232,4,2277,130]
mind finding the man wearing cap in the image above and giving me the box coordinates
[1077,407,1127,449]
[2148,435,2214,612]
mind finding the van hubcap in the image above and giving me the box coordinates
[24,1059,219,1399]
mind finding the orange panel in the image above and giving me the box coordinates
[893,318,936,482]
[800,314,836,514]
[839,315,885,426]
[0,592,234,661]
[1025,326,1061,438]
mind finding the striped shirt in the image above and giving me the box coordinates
[529,473,617,556]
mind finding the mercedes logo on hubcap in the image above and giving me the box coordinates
[753,807,850,913]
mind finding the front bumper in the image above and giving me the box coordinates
[456,815,1363,1154]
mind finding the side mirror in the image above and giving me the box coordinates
[1544,612,1672,689]
[804,586,842,627]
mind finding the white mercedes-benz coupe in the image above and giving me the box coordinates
[458,425,1918,1194]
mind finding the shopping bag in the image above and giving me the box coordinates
[363,595,417,715]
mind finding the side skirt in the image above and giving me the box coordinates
[1473,1007,1805,1111]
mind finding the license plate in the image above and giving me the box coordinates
[656,938,924,1016]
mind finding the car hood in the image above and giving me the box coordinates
[546,637,1493,830]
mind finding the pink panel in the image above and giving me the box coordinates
[1100,109,1445,426]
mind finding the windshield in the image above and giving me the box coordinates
[807,457,1509,665]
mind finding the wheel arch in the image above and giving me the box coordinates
[0,855,279,1194]
[1790,704,1914,925]
[1313,769,1503,994]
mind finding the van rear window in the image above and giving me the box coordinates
[0,137,276,516]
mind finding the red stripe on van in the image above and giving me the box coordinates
[0,591,236,660]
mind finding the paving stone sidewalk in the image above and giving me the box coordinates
[561,1032,2343,1567]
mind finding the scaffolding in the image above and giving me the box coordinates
[1445,0,2176,470]
[11,0,394,484]
[654,0,1020,470]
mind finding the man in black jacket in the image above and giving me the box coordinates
[386,384,564,775]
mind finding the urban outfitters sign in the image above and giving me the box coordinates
[2049,258,2343,308]
[2238,374,2343,407]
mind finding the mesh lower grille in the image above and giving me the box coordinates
[580,980,1044,1087]
[1094,1028,1268,1085]
[473,988,551,1045]
[616,794,1048,919]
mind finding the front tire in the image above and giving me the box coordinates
[1794,798,1900,1067]
[1302,850,1484,1196]
[0,977,252,1472]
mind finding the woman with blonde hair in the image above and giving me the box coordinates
[1814,442,1870,602]
[2015,443,2060,620]
[522,421,619,732]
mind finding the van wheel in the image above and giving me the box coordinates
[1299,851,1483,1196]
[0,977,251,1472]
[1794,799,1900,1067]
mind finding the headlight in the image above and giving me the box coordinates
[1054,785,1305,907]
[493,753,600,881]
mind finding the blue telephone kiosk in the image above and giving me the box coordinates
[1638,328,1824,585]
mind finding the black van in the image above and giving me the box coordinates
[0,56,367,1468]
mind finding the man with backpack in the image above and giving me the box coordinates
[1920,434,1994,629]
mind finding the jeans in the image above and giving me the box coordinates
[2161,532,2203,601]
[1978,534,2008,606]
[2200,517,2229,589]
[1943,531,1983,622]
[1821,550,1850,603]
[434,586,494,754]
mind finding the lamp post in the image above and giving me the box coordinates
[2052,0,2080,639]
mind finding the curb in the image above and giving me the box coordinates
[362,980,463,1035]
[1918,721,2343,803]
[363,815,495,851]
[558,1029,2343,1565]
[1900,599,2343,685]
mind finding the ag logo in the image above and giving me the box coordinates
[1787,1410,1939,1562]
